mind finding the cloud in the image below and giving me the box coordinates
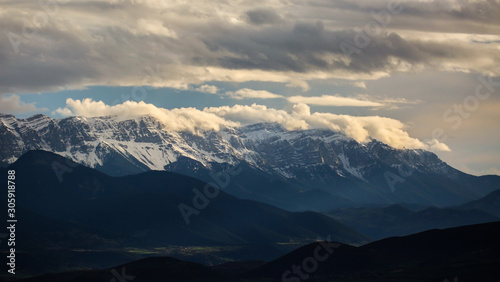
[0,95,46,114]
[205,103,450,151]
[426,138,451,152]
[195,85,219,94]
[352,81,367,89]
[224,90,415,109]
[205,103,310,130]
[54,98,238,134]
[354,94,422,109]
[208,22,500,77]
[227,88,284,100]
[287,95,384,107]
[0,0,499,95]
[55,98,449,151]
[246,8,282,25]
[136,19,178,38]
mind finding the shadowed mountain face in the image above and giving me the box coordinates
[245,221,500,282]
[1,114,499,211]
[326,204,499,240]
[13,222,500,282]
[459,189,500,217]
[3,150,368,276]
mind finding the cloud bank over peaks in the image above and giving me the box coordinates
[55,99,450,152]
[54,98,238,134]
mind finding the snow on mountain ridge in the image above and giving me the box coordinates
[0,114,450,180]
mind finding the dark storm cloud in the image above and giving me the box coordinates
[0,0,499,95]
[293,0,500,34]
[203,20,495,75]
[0,16,97,94]
[246,8,282,25]
[401,0,500,24]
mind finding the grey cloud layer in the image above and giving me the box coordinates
[1,0,499,94]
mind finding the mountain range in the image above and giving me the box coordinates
[1,150,367,276]
[1,113,499,212]
[1,111,500,280]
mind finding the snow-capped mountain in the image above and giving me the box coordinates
[0,113,443,178]
[1,113,498,211]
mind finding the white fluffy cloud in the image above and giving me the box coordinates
[55,99,450,151]
[224,91,419,109]
[54,98,238,134]
[195,85,219,94]
[227,88,284,100]
[287,95,384,107]
[207,103,449,151]
[205,103,310,130]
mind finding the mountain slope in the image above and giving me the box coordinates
[460,189,500,217]
[327,204,499,240]
[1,113,499,211]
[246,221,500,281]
[5,150,368,275]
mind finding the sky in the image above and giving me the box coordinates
[0,0,499,175]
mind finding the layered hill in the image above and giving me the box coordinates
[327,204,498,240]
[13,222,500,282]
[2,150,367,275]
